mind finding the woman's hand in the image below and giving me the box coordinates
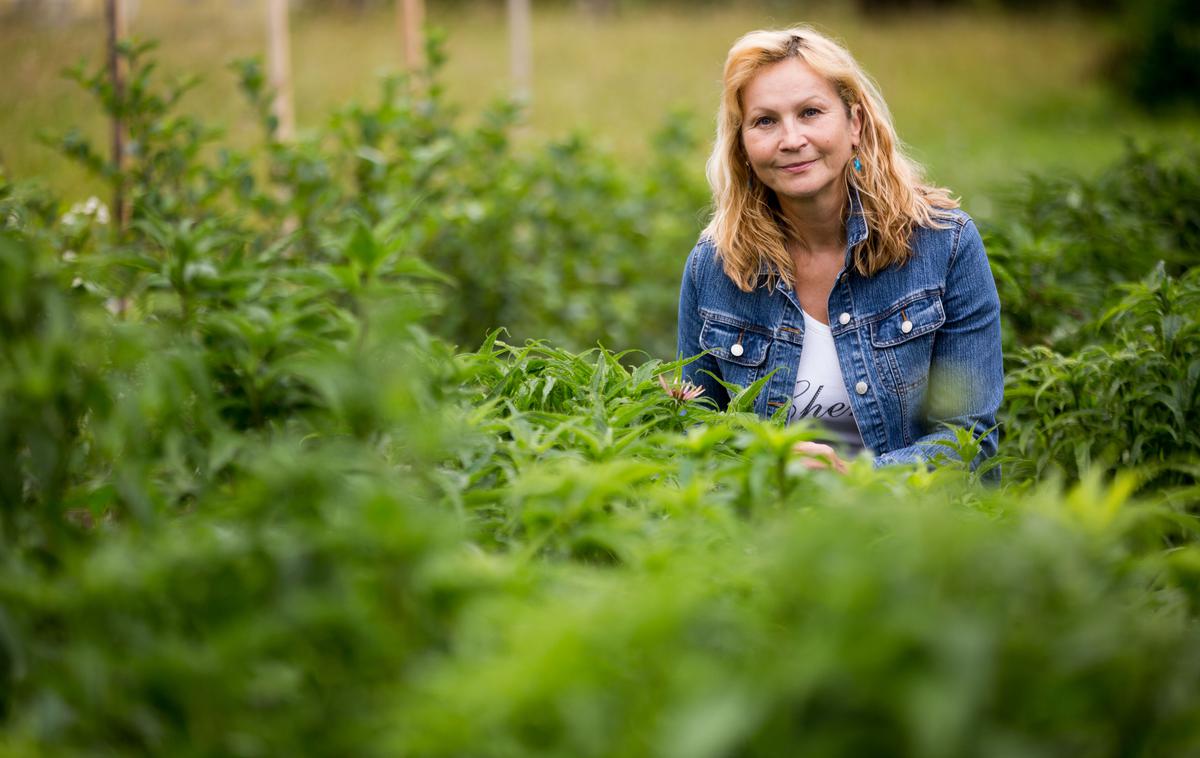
[792,441,848,475]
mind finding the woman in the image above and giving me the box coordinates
[677,27,1003,475]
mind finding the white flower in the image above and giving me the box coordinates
[62,197,111,226]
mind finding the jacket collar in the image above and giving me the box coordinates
[757,182,870,280]
[845,182,870,250]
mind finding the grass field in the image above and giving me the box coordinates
[3,2,1197,217]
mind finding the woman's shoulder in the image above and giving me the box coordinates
[910,208,984,265]
[688,234,721,259]
[916,207,974,237]
[683,235,768,302]
[685,235,723,278]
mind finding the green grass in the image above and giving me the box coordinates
[3,2,1197,217]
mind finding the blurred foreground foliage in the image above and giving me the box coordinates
[2,41,1200,756]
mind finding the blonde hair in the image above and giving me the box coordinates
[703,26,958,292]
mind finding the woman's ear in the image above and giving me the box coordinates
[850,103,863,144]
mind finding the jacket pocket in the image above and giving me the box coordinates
[698,309,772,367]
[868,291,944,392]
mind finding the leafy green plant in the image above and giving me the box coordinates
[1002,263,1200,500]
[986,141,1200,352]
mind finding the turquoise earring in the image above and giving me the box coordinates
[853,151,863,173]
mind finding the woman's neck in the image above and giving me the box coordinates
[778,188,847,254]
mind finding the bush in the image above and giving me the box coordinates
[42,41,707,364]
[1002,263,1200,494]
[985,142,1200,352]
[395,480,1200,758]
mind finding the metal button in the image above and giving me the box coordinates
[838,312,851,325]
[901,320,913,334]
[854,381,868,395]
[730,343,744,357]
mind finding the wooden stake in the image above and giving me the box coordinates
[397,0,424,73]
[578,0,615,18]
[105,0,128,230]
[508,0,532,105]
[267,0,294,141]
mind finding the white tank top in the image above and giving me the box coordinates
[785,310,866,454]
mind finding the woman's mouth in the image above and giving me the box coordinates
[779,160,817,173]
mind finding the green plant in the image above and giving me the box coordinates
[1002,263,1200,503]
[986,142,1200,352]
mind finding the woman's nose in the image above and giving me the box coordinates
[779,118,806,150]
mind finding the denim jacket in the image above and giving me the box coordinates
[677,189,1003,472]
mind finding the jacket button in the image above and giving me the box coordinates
[901,320,913,334]
[854,381,868,395]
[730,343,744,357]
[838,312,851,325]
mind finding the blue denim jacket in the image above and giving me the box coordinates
[677,189,1003,472]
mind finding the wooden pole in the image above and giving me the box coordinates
[266,0,294,141]
[508,0,532,105]
[105,0,128,230]
[578,0,615,17]
[397,0,424,73]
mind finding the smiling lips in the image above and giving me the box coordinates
[779,159,817,172]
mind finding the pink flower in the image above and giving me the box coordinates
[658,374,705,403]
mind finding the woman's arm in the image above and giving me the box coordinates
[873,219,1004,478]
[677,241,728,409]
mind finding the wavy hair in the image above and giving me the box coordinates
[703,26,958,292]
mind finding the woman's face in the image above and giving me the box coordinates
[740,58,861,211]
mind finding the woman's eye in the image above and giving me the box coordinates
[752,116,774,127]
[801,107,821,118]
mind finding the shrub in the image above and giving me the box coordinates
[986,141,1200,352]
[44,41,707,363]
[1002,263,1200,498]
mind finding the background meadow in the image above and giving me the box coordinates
[4,1,1199,213]
[3,1,1200,755]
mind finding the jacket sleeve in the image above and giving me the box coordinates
[677,240,729,410]
[873,218,1003,478]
